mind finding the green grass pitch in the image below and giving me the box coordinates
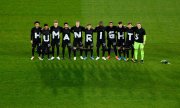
[0,0,180,108]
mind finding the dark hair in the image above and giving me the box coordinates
[34,21,40,24]
[128,22,132,25]
[118,21,122,24]
[109,21,113,24]
[44,24,48,26]
[64,22,68,25]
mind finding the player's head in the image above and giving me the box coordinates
[99,21,104,26]
[118,21,123,27]
[44,24,49,30]
[53,20,58,27]
[109,21,113,28]
[87,24,92,30]
[127,22,132,29]
[136,22,142,29]
[64,22,69,28]
[76,21,80,27]
[34,21,40,28]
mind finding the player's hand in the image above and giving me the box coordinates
[31,40,33,44]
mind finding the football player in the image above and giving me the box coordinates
[116,21,126,61]
[84,24,94,60]
[94,21,106,60]
[50,20,62,60]
[125,22,135,62]
[30,21,43,60]
[106,21,119,60]
[41,24,51,60]
[61,22,71,59]
[71,21,85,60]
[134,23,146,63]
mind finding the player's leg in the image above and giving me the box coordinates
[56,42,60,60]
[90,43,94,60]
[73,41,77,60]
[125,43,130,61]
[41,43,45,60]
[117,46,121,58]
[79,41,84,59]
[140,43,144,63]
[113,42,119,60]
[131,44,135,62]
[37,43,41,57]
[31,42,36,60]
[68,42,71,59]
[51,41,55,60]
[62,42,65,59]
[102,43,106,60]
[47,43,51,60]
[122,46,126,61]
[96,42,100,60]
[84,43,88,60]
[107,41,111,59]
[134,42,140,62]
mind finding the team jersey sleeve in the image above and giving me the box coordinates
[92,28,96,32]
[31,28,33,40]
[50,26,52,33]
[94,27,97,32]
[81,26,85,31]
[70,26,74,33]
[143,29,146,35]
[59,27,63,32]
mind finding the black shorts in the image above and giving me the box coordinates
[62,40,71,47]
[73,39,83,47]
[42,42,50,49]
[32,40,41,48]
[96,40,106,48]
[107,40,116,47]
[85,42,93,48]
[51,39,60,47]
[125,41,134,49]
[117,41,125,47]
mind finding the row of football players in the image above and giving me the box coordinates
[30,20,146,63]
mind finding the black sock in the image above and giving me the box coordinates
[47,48,50,59]
[52,47,55,57]
[97,47,99,57]
[38,46,41,56]
[62,47,65,59]
[126,50,129,58]
[68,47,71,58]
[108,47,111,56]
[57,46,59,56]
[114,46,117,56]
[131,48,134,58]
[102,48,105,57]
[118,49,121,57]
[42,48,45,59]
[123,49,126,57]
[91,49,93,57]
[74,49,76,57]
[80,49,83,56]
[85,49,88,57]
[32,47,35,56]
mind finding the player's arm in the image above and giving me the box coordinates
[30,28,33,44]
[143,29,146,45]
[70,26,74,33]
